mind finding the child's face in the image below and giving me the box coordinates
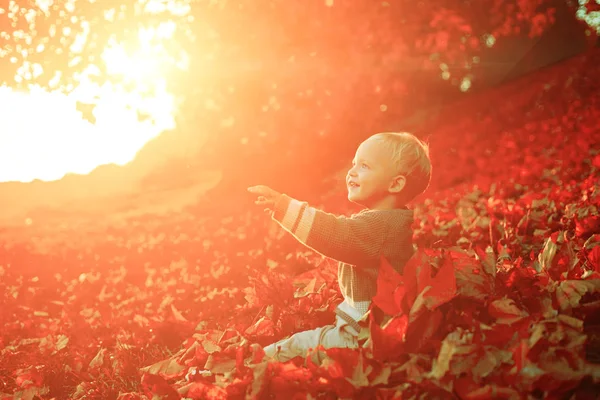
[346,138,399,208]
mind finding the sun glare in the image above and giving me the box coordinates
[0,1,190,183]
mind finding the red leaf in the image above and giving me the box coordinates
[401,252,425,310]
[454,376,479,399]
[171,304,188,322]
[575,215,600,239]
[416,261,434,296]
[322,347,360,378]
[474,246,496,278]
[455,257,495,300]
[368,313,408,362]
[592,154,600,169]
[587,246,600,271]
[15,370,43,388]
[512,340,529,373]
[372,256,404,316]
[405,308,443,353]
[424,254,457,310]
[186,382,227,400]
[392,285,406,314]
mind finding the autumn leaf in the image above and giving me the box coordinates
[171,304,188,322]
[408,254,457,321]
[474,246,496,278]
[555,280,600,311]
[185,381,228,399]
[244,316,275,337]
[243,286,259,307]
[140,355,186,378]
[488,297,528,324]
[587,246,600,272]
[321,347,361,379]
[404,308,444,353]
[372,256,404,316]
[575,215,600,239]
[512,339,530,373]
[407,285,432,324]
[368,313,408,362]
[89,348,107,370]
[557,314,584,331]
[428,328,479,380]
[202,339,222,354]
[454,258,495,301]
[471,347,512,379]
[400,251,429,310]
[246,360,269,400]
[538,234,559,271]
[52,334,69,355]
[425,253,457,309]
[15,369,44,388]
[346,351,370,388]
[293,276,320,298]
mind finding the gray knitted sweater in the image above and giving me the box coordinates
[272,194,414,326]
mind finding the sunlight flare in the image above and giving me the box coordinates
[0,0,190,183]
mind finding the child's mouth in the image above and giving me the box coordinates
[348,182,360,188]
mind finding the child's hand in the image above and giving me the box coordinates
[247,185,281,213]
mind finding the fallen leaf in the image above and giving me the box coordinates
[372,256,404,316]
[171,304,188,322]
[555,280,600,310]
[140,356,186,378]
[488,297,528,324]
[89,348,106,370]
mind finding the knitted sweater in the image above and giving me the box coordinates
[272,194,415,328]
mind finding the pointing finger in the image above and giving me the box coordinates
[247,186,265,193]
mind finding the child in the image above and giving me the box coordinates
[247,132,432,364]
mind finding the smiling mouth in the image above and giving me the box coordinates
[348,182,360,188]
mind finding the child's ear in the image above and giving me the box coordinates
[389,175,406,193]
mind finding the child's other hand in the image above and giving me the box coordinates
[247,185,281,212]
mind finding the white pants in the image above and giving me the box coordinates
[263,315,359,364]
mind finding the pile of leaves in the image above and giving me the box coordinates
[1,50,600,400]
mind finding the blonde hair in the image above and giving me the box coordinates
[368,132,432,201]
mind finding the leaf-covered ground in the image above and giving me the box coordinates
[1,50,600,399]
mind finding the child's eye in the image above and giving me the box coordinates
[361,163,369,169]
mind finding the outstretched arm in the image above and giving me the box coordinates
[248,186,388,265]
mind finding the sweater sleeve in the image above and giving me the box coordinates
[271,194,390,266]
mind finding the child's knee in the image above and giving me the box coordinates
[262,336,302,362]
[262,327,327,362]
[321,324,358,349]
